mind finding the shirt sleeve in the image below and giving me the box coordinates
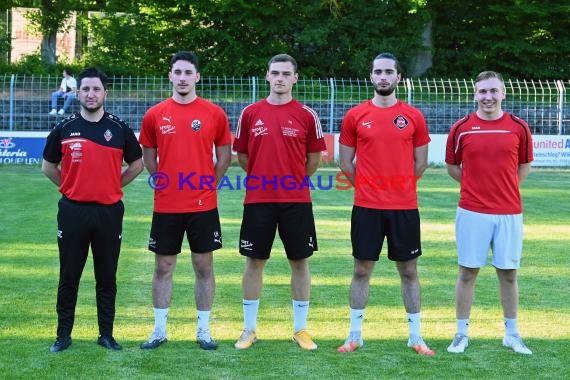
[339,110,356,147]
[304,106,327,153]
[412,111,431,147]
[232,108,249,153]
[214,108,232,147]
[124,126,143,163]
[139,111,157,148]
[516,117,534,164]
[43,126,62,163]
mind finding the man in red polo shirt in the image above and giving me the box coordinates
[337,53,434,356]
[445,71,533,355]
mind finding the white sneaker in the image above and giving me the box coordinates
[503,334,532,355]
[447,333,469,353]
[57,109,65,115]
[48,109,57,115]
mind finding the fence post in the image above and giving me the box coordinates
[9,74,15,131]
[251,76,256,104]
[329,77,335,133]
[406,78,412,105]
[556,80,564,135]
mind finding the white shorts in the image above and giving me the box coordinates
[455,207,523,269]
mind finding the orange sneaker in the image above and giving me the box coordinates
[234,329,257,350]
[337,332,364,353]
[408,335,435,356]
[292,329,317,350]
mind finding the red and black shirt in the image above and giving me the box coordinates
[43,112,142,204]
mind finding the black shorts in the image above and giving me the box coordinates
[239,203,317,260]
[351,206,422,262]
[149,208,222,255]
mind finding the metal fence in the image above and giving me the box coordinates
[1,74,568,134]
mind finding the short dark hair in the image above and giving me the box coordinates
[78,67,108,89]
[370,52,402,74]
[63,67,73,76]
[268,53,298,73]
[170,51,200,72]
[474,70,504,85]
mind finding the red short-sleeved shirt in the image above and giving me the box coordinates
[446,112,533,214]
[139,97,231,212]
[233,99,327,204]
[339,100,431,209]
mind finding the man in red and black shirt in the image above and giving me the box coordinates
[445,71,533,355]
[42,67,143,353]
[337,53,434,356]
[233,54,326,351]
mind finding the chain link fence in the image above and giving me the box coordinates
[1,74,568,134]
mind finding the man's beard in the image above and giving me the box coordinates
[374,84,396,96]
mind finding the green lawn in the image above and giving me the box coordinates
[0,165,569,379]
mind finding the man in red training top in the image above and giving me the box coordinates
[139,51,231,351]
[446,71,533,355]
[232,53,326,351]
[337,53,434,356]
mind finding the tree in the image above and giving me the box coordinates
[427,0,570,79]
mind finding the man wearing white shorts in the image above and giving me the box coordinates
[445,71,534,355]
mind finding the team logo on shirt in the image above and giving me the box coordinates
[104,129,113,141]
[393,114,409,129]
[191,119,201,131]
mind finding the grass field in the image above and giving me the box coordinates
[1,165,569,379]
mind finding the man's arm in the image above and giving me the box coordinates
[306,152,321,176]
[121,158,143,187]
[41,160,61,186]
[214,144,231,184]
[237,152,248,172]
[518,163,531,183]
[447,164,462,183]
[142,146,158,174]
[338,144,356,186]
[414,144,429,177]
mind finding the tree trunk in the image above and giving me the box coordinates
[41,32,57,64]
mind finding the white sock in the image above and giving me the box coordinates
[293,300,310,333]
[505,318,518,336]
[153,307,168,337]
[197,310,211,332]
[407,312,421,337]
[349,308,365,333]
[243,299,259,331]
[457,318,469,336]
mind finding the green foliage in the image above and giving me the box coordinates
[427,0,570,79]
[2,1,569,78]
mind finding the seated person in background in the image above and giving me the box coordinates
[49,68,77,115]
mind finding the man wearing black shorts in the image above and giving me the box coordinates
[337,53,434,355]
[138,51,231,350]
[42,67,143,353]
[232,54,327,350]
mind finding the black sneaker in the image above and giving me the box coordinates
[197,337,218,350]
[140,336,167,349]
[97,335,122,351]
[50,336,72,353]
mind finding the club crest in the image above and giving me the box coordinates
[393,115,409,129]
[191,120,202,131]
[104,129,113,141]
